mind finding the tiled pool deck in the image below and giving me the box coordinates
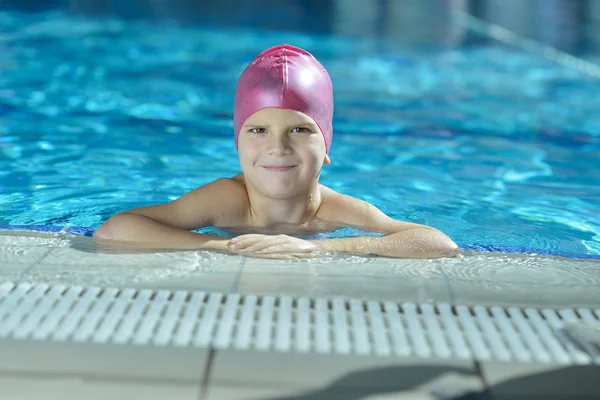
[2,232,599,309]
[1,231,599,399]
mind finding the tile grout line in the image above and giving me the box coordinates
[15,247,54,285]
[473,360,495,400]
[199,348,216,400]
[231,257,246,293]
[437,263,456,304]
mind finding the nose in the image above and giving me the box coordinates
[266,133,290,155]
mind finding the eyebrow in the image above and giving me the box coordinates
[243,122,318,128]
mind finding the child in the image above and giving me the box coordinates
[93,44,458,259]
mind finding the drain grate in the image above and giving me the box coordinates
[0,282,598,364]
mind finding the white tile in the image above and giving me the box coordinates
[210,349,482,396]
[39,245,242,269]
[0,339,208,384]
[479,361,600,400]
[0,233,68,247]
[20,245,243,292]
[242,255,443,279]
[446,278,600,308]
[0,261,30,282]
[0,373,200,400]
[20,262,240,292]
[0,246,50,265]
[442,252,600,286]
[205,385,442,399]
[239,253,450,303]
[238,273,451,304]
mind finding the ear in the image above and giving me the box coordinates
[323,154,331,165]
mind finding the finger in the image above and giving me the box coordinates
[250,251,323,260]
[242,236,285,253]
[256,240,318,254]
[228,234,268,250]
[241,251,298,260]
[255,243,304,254]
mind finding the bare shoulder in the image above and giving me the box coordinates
[121,175,250,231]
[175,175,249,225]
[317,185,430,234]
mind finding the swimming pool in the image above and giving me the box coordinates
[1,10,599,259]
[1,6,600,398]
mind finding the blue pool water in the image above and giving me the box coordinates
[1,11,599,259]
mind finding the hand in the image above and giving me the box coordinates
[227,234,324,259]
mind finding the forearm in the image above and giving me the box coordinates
[311,228,459,259]
[93,213,229,251]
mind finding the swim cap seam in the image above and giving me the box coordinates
[281,46,288,109]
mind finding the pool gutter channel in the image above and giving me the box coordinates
[0,281,598,362]
[0,281,599,398]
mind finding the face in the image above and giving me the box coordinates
[237,107,331,199]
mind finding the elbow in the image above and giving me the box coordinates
[425,228,460,258]
[396,227,459,259]
[92,214,130,243]
[435,241,460,258]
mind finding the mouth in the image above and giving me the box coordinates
[262,165,297,172]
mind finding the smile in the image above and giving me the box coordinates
[262,166,297,172]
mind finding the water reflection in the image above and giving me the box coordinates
[1,0,598,54]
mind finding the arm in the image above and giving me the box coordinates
[312,195,459,259]
[93,178,244,252]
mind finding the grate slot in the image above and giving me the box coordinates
[472,305,511,362]
[577,308,598,323]
[524,308,575,364]
[274,296,293,352]
[92,288,136,343]
[455,305,491,360]
[294,297,310,353]
[367,301,391,356]
[153,291,188,346]
[553,309,600,363]
[233,295,257,350]
[194,293,223,347]
[314,298,331,354]
[507,307,552,363]
[13,285,66,340]
[254,296,275,351]
[350,299,370,355]
[332,298,351,355]
[0,284,50,338]
[489,306,532,363]
[112,289,153,344]
[403,303,431,358]
[421,304,451,359]
[172,292,205,347]
[33,286,84,340]
[383,301,411,357]
[0,282,16,300]
[132,291,170,346]
[51,287,101,342]
[0,283,34,324]
[437,304,471,359]
[213,294,240,349]
[72,287,119,343]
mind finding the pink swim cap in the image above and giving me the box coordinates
[234,44,334,152]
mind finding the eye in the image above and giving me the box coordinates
[249,128,267,134]
[291,127,312,133]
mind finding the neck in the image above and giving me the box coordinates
[246,184,322,226]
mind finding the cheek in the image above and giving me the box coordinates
[237,146,258,165]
